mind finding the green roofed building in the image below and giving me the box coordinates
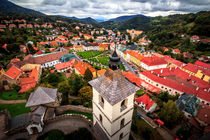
[59,53,77,63]
[176,93,200,118]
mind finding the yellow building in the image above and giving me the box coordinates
[73,45,83,52]
[181,63,210,82]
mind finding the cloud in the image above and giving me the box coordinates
[9,0,210,19]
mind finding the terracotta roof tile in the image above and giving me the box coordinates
[4,66,21,79]
[135,94,156,110]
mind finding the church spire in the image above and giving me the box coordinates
[108,49,121,70]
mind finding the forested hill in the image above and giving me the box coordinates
[0,0,44,15]
[102,11,210,37]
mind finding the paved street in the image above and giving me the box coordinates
[135,104,174,140]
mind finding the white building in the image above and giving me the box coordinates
[135,94,157,113]
[140,56,167,71]
[89,51,139,140]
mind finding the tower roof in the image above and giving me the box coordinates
[89,69,140,105]
[108,50,121,70]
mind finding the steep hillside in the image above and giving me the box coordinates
[0,0,44,15]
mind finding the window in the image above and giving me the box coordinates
[120,119,125,129]
[119,133,123,140]
[156,84,158,87]
[99,95,104,108]
[99,114,102,123]
[121,99,127,112]
[161,86,163,88]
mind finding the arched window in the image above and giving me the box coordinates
[99,114,102,123]
[119,133,123,140]
[120,119,125,128]
[121,99,127,112]
[99,95,104,108]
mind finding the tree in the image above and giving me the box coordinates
[39,83,53,88]
[68,74,87,96]
[84,68,93,81]
[159,100,184,128]
[79,86,93,102]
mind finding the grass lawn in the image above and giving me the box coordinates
[77,51,103,59]
[63,110,93,120]
[136,90,146,97]
[0,103,30,117]
[0,90,26,100]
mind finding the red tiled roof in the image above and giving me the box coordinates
[29,68,39,82]
[10,58,20,63]
[135,94,156,110]
[99,44,108,48]
[163,55,185,67]
[2,44,7,49]
[124,50,144,60]
[122,71,142,86]
[55,61,72,70]
[141,56,167,66]
[4,66,22,79]
[74,62,96,75]
[83,34,93,37]
[97,69,106,76]
[183,63,210,76]
[195,61,210,70]
[36,50,44,55]
[196,104,210,125]
[173,49,180,53]
[141,68,210,102]
[19,77,36,93]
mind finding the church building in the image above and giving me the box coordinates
[89,50,140,140]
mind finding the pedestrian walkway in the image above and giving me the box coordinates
[0,99,26,104]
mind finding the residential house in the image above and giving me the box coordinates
[19,45,27,53]
[82,42,93,51]
[19,24,26,28]
[0,25,6,28]
[183,52,193,59]
[83,34,94,40]
[34,24,40,28]
[163,55,185,68]
[124,50,144,67]
[27,24,33,28]
[72,36,81,40]
[73,44,83,52]
[191,35,200,42]
[1,66,22,88]
[74,61,96,77]
[99,44,108,51]
[172,49,181,54]
[135,94,157,113]
[9,24,16,28]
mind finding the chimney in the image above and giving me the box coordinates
[189,74,191,77]
[196,87,199,91]
[161,69,163,73]
[157,74,160,77]
[175,66,177,69]
[181,83,184,85]
[151,71,153,73]
[169,67,172,71]
[208,88,210,92]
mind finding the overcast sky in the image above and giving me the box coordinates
[9,0,210,20]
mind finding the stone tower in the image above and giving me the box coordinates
[89,51,139,140]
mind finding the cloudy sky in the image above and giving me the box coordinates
[9,0,210,20]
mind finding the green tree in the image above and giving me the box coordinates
[68,74,87,96]
[159,100,184,128]
[84,68,93,81]
[79,86,93,102]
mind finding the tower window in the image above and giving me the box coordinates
[99,114,102,124]
[120,119,125,129]
[99,95,104,108]
[119,133,123,140]
[121,99,127,112]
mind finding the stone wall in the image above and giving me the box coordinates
[56,105,93,115]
